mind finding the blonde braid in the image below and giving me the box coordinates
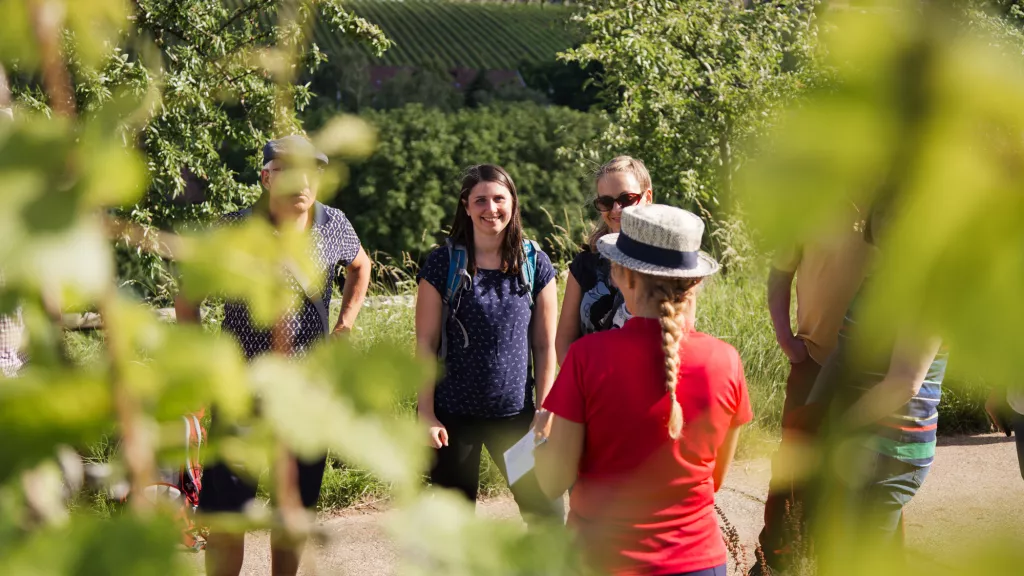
[652,278,702,440]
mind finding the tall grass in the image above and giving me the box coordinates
[698,271,790,458]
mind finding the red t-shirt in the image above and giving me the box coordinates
[544,317,752,576]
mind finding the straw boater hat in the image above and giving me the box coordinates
[597,204,720,278]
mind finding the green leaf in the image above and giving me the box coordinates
[387,492,582,576]
[128,323,251,422]
[177,218,321,328]
[304,337,432,415]
[0,513,188,575]
[0,0,37,68]
[312,114,377,159]
[64,0,130,68]
[0,368,112,484]
[249,354,427,491]
[24,220,115,308]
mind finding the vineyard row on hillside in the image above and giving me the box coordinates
[317,0,578,68]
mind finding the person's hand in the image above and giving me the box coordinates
[781,335,808,364]
[532,409,553,442]
[421,413,449,449]
[332,323,352,337]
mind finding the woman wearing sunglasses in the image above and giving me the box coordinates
[555,156,653,365]
[414,164,563,525]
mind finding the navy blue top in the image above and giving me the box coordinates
[221,201,362,360]
[418,245,556,418]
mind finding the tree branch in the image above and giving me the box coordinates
[217,0,278,37]
[28,0,76,117]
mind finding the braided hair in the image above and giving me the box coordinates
[651,277,703,439]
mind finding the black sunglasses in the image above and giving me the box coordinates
[593,192,643,212]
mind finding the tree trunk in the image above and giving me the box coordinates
[718,122,733,203]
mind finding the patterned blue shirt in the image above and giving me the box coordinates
[221,201,361,360]
[418,245,556,418]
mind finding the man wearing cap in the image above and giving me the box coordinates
[176,135,371,576]
[751,208,870,576]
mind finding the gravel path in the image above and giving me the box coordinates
[187,434,1024,575]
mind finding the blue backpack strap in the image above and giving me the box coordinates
[520,239,542,395]
[443,238,468,305]
[438,239,471,359]
[520,239,540,307]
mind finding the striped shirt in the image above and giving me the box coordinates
[830,290,948,467]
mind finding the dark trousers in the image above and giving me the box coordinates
[756,357,822,569]
[430,410,564,526]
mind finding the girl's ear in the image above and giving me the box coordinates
[642,188,653,205]
[625,267,639,290]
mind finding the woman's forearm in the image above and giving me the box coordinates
[533,345,557,406]
[555,274,583,366]
[417,383,437,418]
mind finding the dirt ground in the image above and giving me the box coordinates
[187,434,1024,575]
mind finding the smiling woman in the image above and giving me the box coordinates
[413,164,564,527]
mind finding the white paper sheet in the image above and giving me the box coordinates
[503,431,544,486]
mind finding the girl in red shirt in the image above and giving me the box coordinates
[536,204,753,576]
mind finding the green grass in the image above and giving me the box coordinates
[698,271,791,458]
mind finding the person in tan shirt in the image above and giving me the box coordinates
[752,213,870,576]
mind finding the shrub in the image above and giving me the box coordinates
[326,102,609,259]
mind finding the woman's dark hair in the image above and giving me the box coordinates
[449,164,525,277]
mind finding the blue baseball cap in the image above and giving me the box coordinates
[262,134,328,167]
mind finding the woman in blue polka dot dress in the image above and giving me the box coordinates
[415,164,564,525]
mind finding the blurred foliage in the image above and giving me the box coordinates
[5,0,1024,574]
[740,0,1024,395]
[6,0,390,306]
[321,102,608,259]
[738,0,1024,573]
[562,0,824,210]
[0,1,585,574]
[389,491,586,576]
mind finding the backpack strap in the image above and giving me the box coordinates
[438,239,471,360]
[520,239,542,393]
[519,239,540,307]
